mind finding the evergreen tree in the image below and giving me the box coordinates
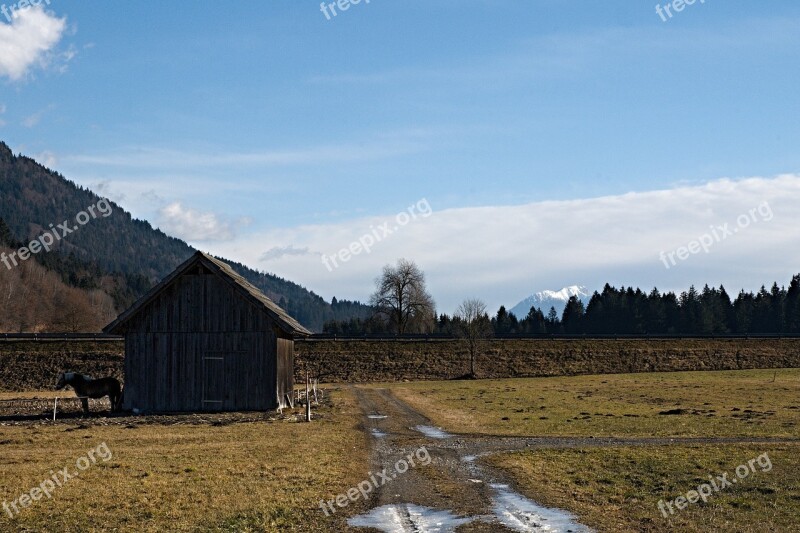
[545,306,560,333]
[493,306,513,335]
[786,275,800,333]
[520,307,546,334]
[561,296,585,334]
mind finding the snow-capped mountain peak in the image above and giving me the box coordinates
[509,285,591,318]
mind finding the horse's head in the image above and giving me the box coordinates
[55,372,74,390]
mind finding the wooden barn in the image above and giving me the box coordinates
[104,251,311,412]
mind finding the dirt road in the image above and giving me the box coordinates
[347,386,799,532]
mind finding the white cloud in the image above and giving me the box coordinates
[157,202,249,243]
[21,104,54,127]
[260,245,317,262]
[34,149,57,167]
[0,6,67,81]
[205,174,800,313]
[92,180,126,204]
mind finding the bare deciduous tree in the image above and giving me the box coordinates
[370,258,435,334]
[0,246,116,333]
[454,298,493,378]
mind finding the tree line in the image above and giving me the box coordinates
[484,280,800,335]
[323,259,800,336]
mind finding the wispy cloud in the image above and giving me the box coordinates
[21,104,55,128]
[207,174,800,312]
[157,201,251,242]
[64,132,433,170]
[260,245,317,262]
[34,150,57,167]
[0,6,68,81]
[311,17,800,89]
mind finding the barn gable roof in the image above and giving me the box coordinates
[103,251,312,336]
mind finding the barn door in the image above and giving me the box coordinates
[202,356,225,410]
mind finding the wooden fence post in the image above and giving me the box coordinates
[305,370,311,422]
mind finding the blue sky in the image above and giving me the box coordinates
[2,1,800,312]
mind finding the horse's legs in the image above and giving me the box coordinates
[81,397,89,416]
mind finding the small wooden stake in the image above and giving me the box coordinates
[53,397,58,422]
[305,370,311,422]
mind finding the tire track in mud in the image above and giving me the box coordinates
[347,386,799,532]
[348,386,587,532]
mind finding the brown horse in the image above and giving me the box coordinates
[55,372,123,415]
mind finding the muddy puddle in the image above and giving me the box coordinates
[351,388,593,532]
[348,504,473,532]
[414,425,454,439]
[490,483,591,532]
[349,470,592,532]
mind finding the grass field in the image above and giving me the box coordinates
[3,369,797,531]
[488,443,800,532]
[385,369,800,532]
[0,388,369,532]
[389,368,800,438]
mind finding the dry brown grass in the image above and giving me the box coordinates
[384,370,800,531]
[0,388,370,532]
[388,369,800,438]
[488,443,800,532]
[0,391,62,400]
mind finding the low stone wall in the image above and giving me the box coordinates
[295,338,800,383]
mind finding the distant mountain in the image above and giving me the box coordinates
[510,285,591,318]
[0,141,370,332]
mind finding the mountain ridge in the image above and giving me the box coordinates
[0,141,370,332]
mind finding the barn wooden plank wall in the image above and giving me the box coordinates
[122,267,291,412]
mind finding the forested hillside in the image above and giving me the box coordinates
[0,142,369,332]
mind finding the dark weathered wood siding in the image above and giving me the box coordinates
[276,338,294,407]
[121,269,293,412]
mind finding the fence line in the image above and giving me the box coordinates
[301,333,800,342]
[0,396,111,421]
[0,333,123,342]
[2,333,800,343]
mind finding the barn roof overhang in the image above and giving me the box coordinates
[103,251,312,338]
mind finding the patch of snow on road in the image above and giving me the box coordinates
[490,483,592,532]
[414,425,453,439]
[348,504,472,532]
